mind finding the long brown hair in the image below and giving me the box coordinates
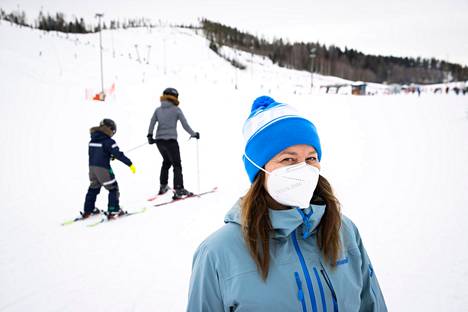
[240,172,342,280]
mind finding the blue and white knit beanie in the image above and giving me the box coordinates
[242,96,322,183]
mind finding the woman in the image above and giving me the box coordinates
[187,96,387,311]
[147,87,200,199]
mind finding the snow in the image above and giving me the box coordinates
[1,21,468,311]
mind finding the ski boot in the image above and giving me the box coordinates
[158,184,170,195]
[106,207,126,220]
[173,188,194,200]
[80,207,101,219]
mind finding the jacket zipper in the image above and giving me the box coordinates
[295,272,308,312]
[320,268,338,312]
[313,267,327,312]
[292,231,318,312]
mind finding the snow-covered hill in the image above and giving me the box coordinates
[1,21,468,311]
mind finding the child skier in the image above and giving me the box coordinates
[82,118,136,219]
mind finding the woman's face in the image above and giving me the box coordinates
[264,144,320,173]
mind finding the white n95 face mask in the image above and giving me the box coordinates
[265,162,320,208]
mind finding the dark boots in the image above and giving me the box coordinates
[107,207,126,219]
[80,207,101,219]
[173,188,194,200]
[158,184,170,195]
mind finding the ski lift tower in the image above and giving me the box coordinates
[309,47,317,90]
[95,13,105,101]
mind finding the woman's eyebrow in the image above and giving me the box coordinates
[278,151,297,156]
[278,151,317,156]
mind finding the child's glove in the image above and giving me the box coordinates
[111,155,116,161]
[129,164,136,174]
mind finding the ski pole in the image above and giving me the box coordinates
[196,138,200,194]
[125,142,148,153]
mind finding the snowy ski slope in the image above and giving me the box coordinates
[1,22,468,311]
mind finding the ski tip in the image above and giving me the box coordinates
[61,217,81,226]
[87,218,105,227]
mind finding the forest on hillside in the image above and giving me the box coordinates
[200,19,468,84]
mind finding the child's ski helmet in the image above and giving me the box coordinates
[100,118,117,134]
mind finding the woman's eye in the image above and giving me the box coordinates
[280,158,295,163]
[306,157,317,163]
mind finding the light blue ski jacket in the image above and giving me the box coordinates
[187,200,387,312]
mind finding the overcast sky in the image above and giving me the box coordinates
[2,0,468,66]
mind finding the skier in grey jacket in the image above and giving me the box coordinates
[187,96,387,311]
[147,87,199,199]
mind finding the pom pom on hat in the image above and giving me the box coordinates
[242,96,322,183]
[251,96,276,111]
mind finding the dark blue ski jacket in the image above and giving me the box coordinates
[88,127,132,169]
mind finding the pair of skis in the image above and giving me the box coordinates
[87,208,148,227]
[61,208,147,226]
[62,186,217,227]
[147,186,218,207]
[61,209,103,226]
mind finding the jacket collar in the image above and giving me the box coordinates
[90,126,113,138]
[160,95,179,106]
[225,199,326,239]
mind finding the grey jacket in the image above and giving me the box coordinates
[147,100,195,140]
[187,200,387,312]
